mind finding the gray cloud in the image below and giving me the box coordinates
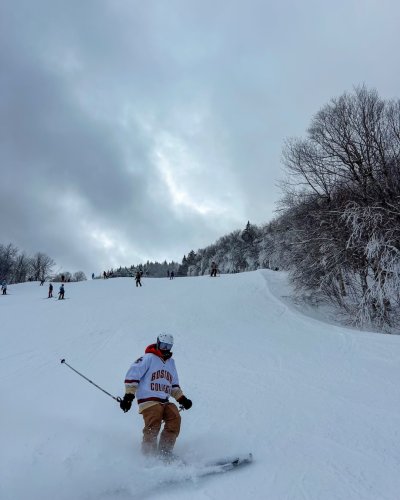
[1,0,400,275]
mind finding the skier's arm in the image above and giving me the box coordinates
[170,364,183,400]
[124,355,150,395]
[170,363,192,409]
[171,386,183,400]
[172,384,193,410]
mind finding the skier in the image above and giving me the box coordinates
[1,280,7,295]
[40,279,45,286]
[120,333,192,458]
[170,271,175,280]
[58,284,65,300]
[48,283,53,298]
[210,261,218,277]
[135,271,142,287]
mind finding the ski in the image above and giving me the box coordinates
[161,452,252,467]
[199,453,253,476]
[160,453,253,480]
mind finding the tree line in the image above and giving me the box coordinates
[101,261,181,279]
[0,243,86,283]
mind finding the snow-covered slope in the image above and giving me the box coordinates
[1,271,399,500]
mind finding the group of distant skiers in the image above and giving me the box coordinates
[2,261,220,302]
[0,279,65,299]
[47,282,64,299]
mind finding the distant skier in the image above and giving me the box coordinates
[210,261,218,277]
[48,283,53,298]
[135,271,142,287]
[40,279,45,286]
[170,271,175,280]
[1,280,7,295]
[92,273,95,279]
[58,284,65,300]
[120,333,192,458]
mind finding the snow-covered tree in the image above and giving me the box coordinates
[280,86,400,329]
[73,271,87,282]
[30,252,55,281]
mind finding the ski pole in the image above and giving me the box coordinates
[61,359,122,402]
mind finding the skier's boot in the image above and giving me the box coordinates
[158,448,181,464]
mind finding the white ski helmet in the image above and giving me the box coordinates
[157,333,174,351]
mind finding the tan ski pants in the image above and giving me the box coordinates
[141,402,181,455]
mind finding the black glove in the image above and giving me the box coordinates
[120,393,135,413]
[178,395,192,410]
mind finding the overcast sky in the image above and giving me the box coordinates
[2,0,400,276]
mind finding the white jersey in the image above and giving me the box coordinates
[124,351,182,407]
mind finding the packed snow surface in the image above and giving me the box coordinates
[1,270,399,500]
